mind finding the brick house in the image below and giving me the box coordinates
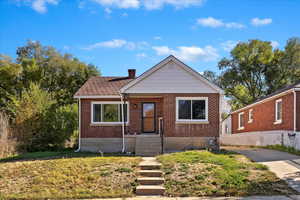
[221,81,300,147]
[74,55,224,155]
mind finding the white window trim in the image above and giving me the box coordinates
[248,109,253,123]
[274,99,282,124]
[238,112,245,130]
[91,101,129,125]
[175,97,209,122]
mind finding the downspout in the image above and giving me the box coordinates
[293,89,297,133]
[75,98,81,152]
[120,92,126,153]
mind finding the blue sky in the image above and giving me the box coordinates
[1,0,300,76]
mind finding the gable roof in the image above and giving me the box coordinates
[74,76,133,98]
[231,80,300,114]
[120,55,224,94]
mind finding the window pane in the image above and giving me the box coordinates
[93,104,101,122]
[277,102,282,120]
[178,100,191,120]
[119,104,128,122]
[103,104,119,122]
[239,114,244,127]
[192,100,206,120]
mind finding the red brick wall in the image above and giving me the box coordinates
[162,93,220,137]
[127,98,163,134]
[81,94,220,138]
[232,92,294,134]
[81,98,123,138]
[297,91,300,132]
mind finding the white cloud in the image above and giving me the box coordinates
[31,0,59,13]
[221,40,238,52]
[136,53,147,58]
[104,7,112,14]
[83,39,149,50]
[143,0,205,10]
[196,17,245,29]
[152,45,219,62]
[271,41,279,49]
[90,0,205,10]
[154,36,162,40]
[251,18,272,26]
[91,0,140,9]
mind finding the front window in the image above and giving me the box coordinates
[92,102,128,124]
[176,97,208,121]
[238,112,244,130]
[275,99,282,123]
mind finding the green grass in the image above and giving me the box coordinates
[157,150,296,197]
[0,150,133,162]
[0,153,141,199]
[263,145,300,156]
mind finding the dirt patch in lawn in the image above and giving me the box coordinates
[0,156,141,199]
[157,150,297,197]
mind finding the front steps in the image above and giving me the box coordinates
[136,157,165,196]
[135,135,162,156]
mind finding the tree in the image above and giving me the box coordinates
[219,40,273,108]
[203,70,221,86]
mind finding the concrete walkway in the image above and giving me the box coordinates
[224,146,300,193]
[90,195,300,200]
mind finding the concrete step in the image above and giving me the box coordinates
[137,177,164,185]
[139,162,161,170]
[139,170,163,177]
[136,185,165,195]
[136,152,161,156]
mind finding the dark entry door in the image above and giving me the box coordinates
[142,103,156,133]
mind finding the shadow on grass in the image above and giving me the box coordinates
[0,149,135,163]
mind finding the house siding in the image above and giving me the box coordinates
[232,92,294,134]
[125,61,217,94]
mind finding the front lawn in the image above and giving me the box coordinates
[0,152,140,199]
[157,150,296,197]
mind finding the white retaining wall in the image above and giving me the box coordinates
[220,130,300,150]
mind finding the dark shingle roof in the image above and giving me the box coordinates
[74,76,134,97]
[254,80,300,104]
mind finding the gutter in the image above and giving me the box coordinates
[75,98,81,152]
[293,89,297,133]
[119,92,126,153]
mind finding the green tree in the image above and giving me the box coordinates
[219,40,273,108]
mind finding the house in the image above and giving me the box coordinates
[221,81,300,148]
[74,55,224,155]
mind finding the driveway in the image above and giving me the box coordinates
[224,146,300,193]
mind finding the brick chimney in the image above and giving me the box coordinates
[128,69,136,79]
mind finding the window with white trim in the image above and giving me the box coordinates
[248,109,253,123]
[176,97,208,122]
[238,112,244,130]
[91,102,128,124]
[275,99,282,123]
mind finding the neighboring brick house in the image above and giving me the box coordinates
[74,55,224,155]
[221,81,300,147]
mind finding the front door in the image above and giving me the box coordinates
[142,103,156,133]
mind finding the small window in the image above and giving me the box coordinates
[275,99,282,124]
[176,97,208,122]
[248,109,253,123]
[238,112,244,130]
[91,102,128,124]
